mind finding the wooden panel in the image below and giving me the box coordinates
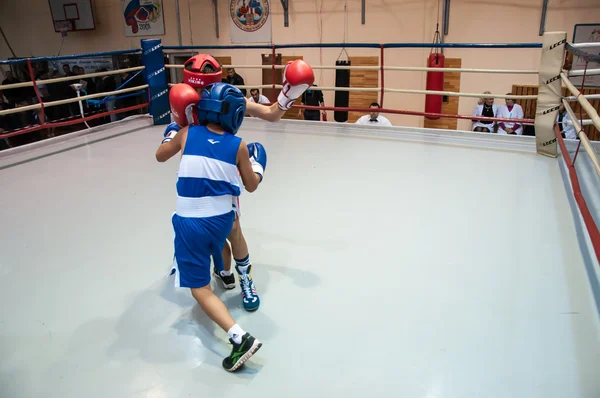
[348,56,379,123]
[423,58,462,130]
[512,84,600,141]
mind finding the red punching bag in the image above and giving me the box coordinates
[424,52,445,119]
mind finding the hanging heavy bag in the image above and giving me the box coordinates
[334,60,351,122]
[424,52,445,120]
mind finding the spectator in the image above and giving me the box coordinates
[472,91,498,133]
[496,94,524,135]
[222,68,246,96]
[97,69,118,122]
[248,88,270,104]
[62,64,76,77]
[556,103,577,140]
[354,102,392,126]
[298,85,325,121]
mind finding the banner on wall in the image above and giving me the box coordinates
[52,57,114,73]
[123,0,165,37]
[229,0,272,43]
[572,24,600,87]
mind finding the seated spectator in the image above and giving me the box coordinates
[556,103,577,140]
[471,91,497,133]
[249,88,270,104]
[222,68,246,96]
[299,84,325,121]
[496,94,524,135]
[354,102,392,126]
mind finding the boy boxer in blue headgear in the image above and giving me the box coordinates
[167,55,315,312]
[156,82,267,372]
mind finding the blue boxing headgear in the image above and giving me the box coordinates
[196,82,247,135]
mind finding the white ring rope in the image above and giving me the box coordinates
[568,68,600,77]
[562,98,600,177]
[565,94,600,101]
[561,72,600,133]
[165,63,538,74]
[569,42,600,49]
[167,82,535,99]
[0,66,145,92]
[0,85,148,117]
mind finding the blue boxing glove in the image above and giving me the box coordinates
[247,142,267,181]
[162,122,181,144]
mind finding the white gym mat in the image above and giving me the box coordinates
[1,116,599,398]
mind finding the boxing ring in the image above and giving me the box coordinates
[1,33,600,397]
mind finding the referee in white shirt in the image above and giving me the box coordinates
[354,102,392,126]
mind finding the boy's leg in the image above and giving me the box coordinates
[172,212,261,371]
[229,217,260,311]
[213,240,235,289]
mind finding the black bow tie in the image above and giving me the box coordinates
[369,118,378,122]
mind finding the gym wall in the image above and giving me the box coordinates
[0,0,598,130]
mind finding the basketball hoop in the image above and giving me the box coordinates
[54,20,74,37]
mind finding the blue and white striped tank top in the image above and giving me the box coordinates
[175,125,242,218]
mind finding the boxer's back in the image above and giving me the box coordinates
[175,125,243,218]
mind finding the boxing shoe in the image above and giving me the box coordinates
[277,59,315,110]
[236,264,260,311]
[213,268,236,289]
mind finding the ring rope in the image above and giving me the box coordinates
[0,66,145,92]
[0,85,149,117]
[166,82,535,99]
[561,99,600,177]
[565,94,600,101]
[569,42,600,49]
[568,68,600,77]
[165,63,538,74]
[560,72,600,133]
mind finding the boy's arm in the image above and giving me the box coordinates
[245,59,315,122]
[236,141,261,193]
[156,124,187,162]
[245,100,286,122]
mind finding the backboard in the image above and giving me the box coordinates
[49,0,96,32]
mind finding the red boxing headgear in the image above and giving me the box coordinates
[183,54,223,89]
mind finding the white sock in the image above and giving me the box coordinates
[220,269,233,276]
[227,324,245,345]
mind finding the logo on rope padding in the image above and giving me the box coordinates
[147,67,165,79]
[542,105,560,115]
[151,89,168,101]
[544,75,561,84]
[549,39,566,50]
[542,138,557,146]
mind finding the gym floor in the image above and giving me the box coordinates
[1,116,599,398]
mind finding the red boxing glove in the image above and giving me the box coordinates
[169,83,200,127]
[277,59,315,110]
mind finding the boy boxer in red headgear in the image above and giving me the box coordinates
[166,54,314,312]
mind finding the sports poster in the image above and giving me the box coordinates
[123,0,165,37]
[572,24,600,87]
[229,0,272,44]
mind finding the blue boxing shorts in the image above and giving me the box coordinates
[171,210,235,288]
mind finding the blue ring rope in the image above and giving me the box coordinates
[0,49,142,65]
[0,42,544,65]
